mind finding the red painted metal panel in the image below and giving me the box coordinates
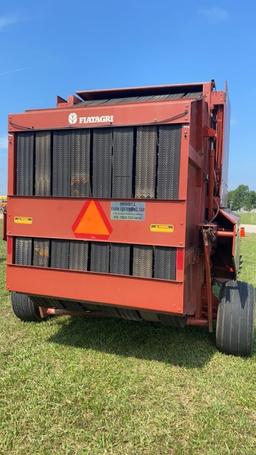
[7,265,185,314]
[9,100,191,132]
[7,197,187,247]
[176,249,184,271]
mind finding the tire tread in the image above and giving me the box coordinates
[216,280,255,356]
[11,292,42,322]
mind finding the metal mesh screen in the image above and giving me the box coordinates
[35,132,51,196]
[110,244,131,275]
[112,127,134,198]
[135,126,157,198]
[15,125,181,199]
[33,239,50,267]
[69,241,88,271]
[157,125,181,199]
[51,240,70,269]
[133,245,153,278]
[15,238,33,265]
[52,132,70,197]
[90,243,110,273]
[154,246,176,280]
[92,129,112,198]
[16,133,34,196]
[14,238,177,281]
[70,130,91,197]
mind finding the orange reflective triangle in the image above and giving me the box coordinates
[72,200,112,239]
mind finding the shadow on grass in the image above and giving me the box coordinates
[49,316,216,368]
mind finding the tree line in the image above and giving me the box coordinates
[228,185,256,211]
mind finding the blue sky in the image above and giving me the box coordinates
[0,0,255,194]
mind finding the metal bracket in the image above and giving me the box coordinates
[201,226,216,332]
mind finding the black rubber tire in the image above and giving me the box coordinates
[11,292,43,322]
[216,281,255,356]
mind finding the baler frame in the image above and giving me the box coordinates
[5,80,255,356]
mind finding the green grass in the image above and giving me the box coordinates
[238,212,256,225]
[239,234,256,286]
[0,225,255,454]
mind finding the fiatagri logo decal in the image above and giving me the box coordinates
[68,112,114,125]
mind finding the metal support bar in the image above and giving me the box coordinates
[202,228,213,332]
[186,317,208,327]
[216,230,233,238]
[42,307,116,318]
[2,209,7,241]
[208,147,215,220]
[42,308,210,328]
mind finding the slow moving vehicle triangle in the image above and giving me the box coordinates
[72,200,112,239]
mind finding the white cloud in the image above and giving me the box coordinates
[198,6,229,23]
[0,15,20,31]
[0,136,8,150]
[0,67,29,77]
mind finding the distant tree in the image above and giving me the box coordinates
[228,185,256,211]
[227,189,235,209]
[247,190,256,210]
[228,185,251,211]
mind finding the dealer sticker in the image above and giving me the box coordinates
[111,202,145,221]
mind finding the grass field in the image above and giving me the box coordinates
[0,225,255,454]
[238,212,256,225]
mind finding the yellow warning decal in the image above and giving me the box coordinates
[14,216,32,225]
[150,224,174,233]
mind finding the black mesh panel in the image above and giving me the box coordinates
[92,129,112,198]
[52,131,70,197]
[35,132,51,196]
[157,125,181,199]
[70,130,91,197]
[16,133,34,196]
[13,237,177,282]
[154,247,176,280]
[51,240,69,269]
[15,238,32,265]
[69,241,88,271]
[135,126,157,198]
[133,246,153,278]
[16,125,181,199]
[90,243,110,273]
[110,244,131,275]
[112,127,134,198]
[33,239,50,267]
